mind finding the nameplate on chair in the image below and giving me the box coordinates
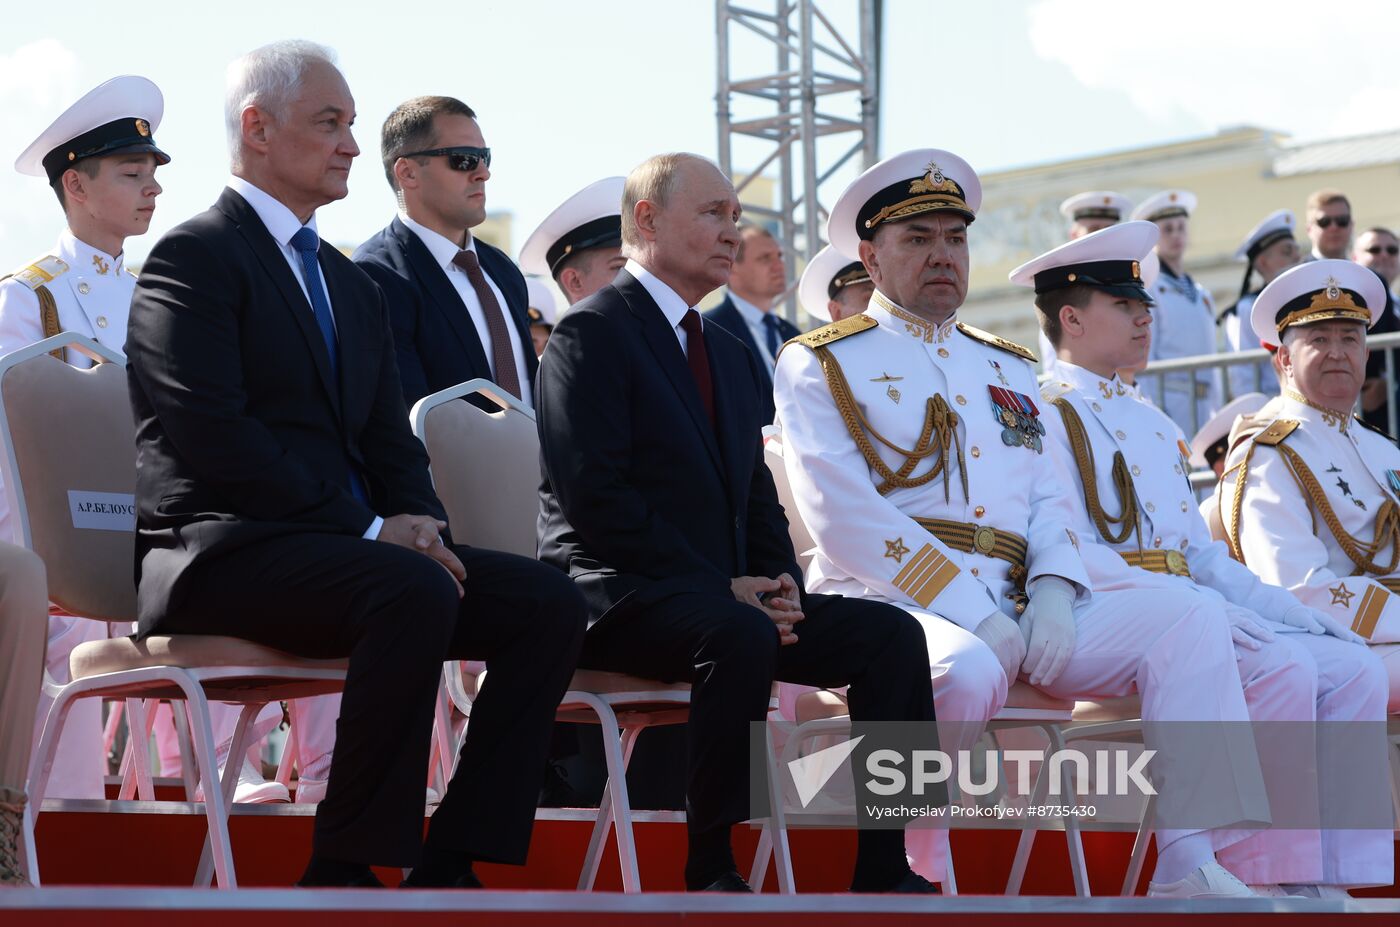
[67,491,136,531]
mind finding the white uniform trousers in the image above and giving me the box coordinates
[154,696,338,784]
[1218,631,1391,886]
[32,615,106,799]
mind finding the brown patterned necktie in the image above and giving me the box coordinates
[452,248,522,399]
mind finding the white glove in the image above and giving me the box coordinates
[1223,603,1276,651]
[974,610,1026,688]
[1019,576,1077,686]
[1282,603,1365,644]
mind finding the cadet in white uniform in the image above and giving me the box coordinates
[775,150,1274,898]
[797,244,872,326]
[1017,225,1390,897]
[2,76,284,803]
[1222,259,1400,716]
[1038,192,1133,379]
[1133,191,1222,436]
[1221,210,1300,399]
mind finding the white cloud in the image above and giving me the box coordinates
[1027,0,1400,140]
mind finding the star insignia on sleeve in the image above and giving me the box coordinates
[1336,476,1352,496]
[1329,582,1355,608]
[884,537,911,563]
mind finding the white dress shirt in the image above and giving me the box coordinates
[398,212,532,407]
[226,176,382,540]
[624,259,696,355]
[727,290,778,368]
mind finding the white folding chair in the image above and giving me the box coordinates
[3,334,348,888]
[411,379,788,893]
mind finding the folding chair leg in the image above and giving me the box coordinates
[1388,739,1400,830]
[1065,801,1090,897]
[195,702,262,887]
[1120,793,1156,896]
[102,699,124,756]
[578,700,643,892]
[25,686,87,887]
[274,714,297,790]
[761,721,795,894]
[431,673,458,791]
[126,698,157,801]
[20,785,39,886]
[1005,744,1052,895]
[184,688,242,890]
[174,701,198,797]
[748,826,772,890]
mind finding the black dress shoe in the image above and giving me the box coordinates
[295,861,385,888]
[400,866,484,889]
[880,871,941,894]
[694,870,754,892]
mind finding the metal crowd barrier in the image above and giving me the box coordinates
[1132,331,1400,440]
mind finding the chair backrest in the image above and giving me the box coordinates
[0,335,135,621]
[763,434,817,577]
[411,379,539,558]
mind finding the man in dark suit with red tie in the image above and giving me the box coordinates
[125,41,584,888]
[354,96,536,408]
[536,152,939,894]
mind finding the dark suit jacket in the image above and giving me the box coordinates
[126,188,446,632]
[536,271,802,629]
[353,216,536,409]
[702,295,800,421]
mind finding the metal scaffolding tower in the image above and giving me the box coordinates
[715,0,881,319]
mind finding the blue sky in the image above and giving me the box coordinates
[0,0,1394,266]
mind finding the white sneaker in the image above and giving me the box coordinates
[1248,884,1305,898]
[195,758,290,804]
[1148,862,1256,899]
[1282,884,1351,899]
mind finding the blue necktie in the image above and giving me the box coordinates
[289,227,340,376]
[761,313,783,360]
[288,226,368,505]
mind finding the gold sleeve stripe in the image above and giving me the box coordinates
[1353,585,1389,640]
[892,543,960,609]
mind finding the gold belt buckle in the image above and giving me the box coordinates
[973,526,997,555]
[1165,550,1189,576]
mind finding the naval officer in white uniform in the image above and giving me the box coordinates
[774,150,1272,898]
[1133,190,1222,436]
[1018,223,1390,898]
[1221,258,1400,720]
[1221,210,1300,399]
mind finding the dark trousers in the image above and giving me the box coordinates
[579,591,935,834]
[154,534,586,867]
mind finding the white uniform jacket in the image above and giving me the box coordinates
[1041,361,1304,619]
[773,293,1089,631]
[1219,392,1400,643]
[0,228,133,366]
[1142,265,1222,435]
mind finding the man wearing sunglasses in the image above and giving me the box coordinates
[1354,227,1400,437]
[1306,189,1352,261]
[355,96,535,409]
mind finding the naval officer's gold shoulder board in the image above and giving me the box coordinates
[784,312,878,354]
[1253,418,1299,447]
[955,322,1037,363]
[2,254,71,359]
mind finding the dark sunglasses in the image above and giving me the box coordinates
[401,145,491,172]
[1367,245,1400,255]
[1315,214,1351,229]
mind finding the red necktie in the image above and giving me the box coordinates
[680,309,715,429]
[452,249,522,399]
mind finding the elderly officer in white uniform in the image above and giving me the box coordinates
[1038,192,1134,378]
[1018,224,1390,898]
[1133,191,1222,436]
[1221,210,1300,399]
[1,76,284,803]
[798,244,872,326]
[774,150,1273,898]
[1221,259,1400,716]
